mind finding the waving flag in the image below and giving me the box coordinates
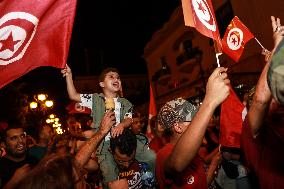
[0,0,77,89]
[222,16,254,62]
[219,86,247,148]
[181,0,222,47]
[148,83,157,119]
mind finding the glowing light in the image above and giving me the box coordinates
[56,127,63,134]
[37,94,47,101]
[30,102,38,109]
[45,100,53,108]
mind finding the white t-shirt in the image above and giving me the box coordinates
[80,94,132,141]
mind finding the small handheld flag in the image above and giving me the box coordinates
[221,16,254,62]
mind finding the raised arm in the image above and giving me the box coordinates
[61,64,81,102]
[165,67,230,172]
[75,110,115,167]
[248,16,284,136]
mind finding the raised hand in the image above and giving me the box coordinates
[204,67,230,108]
[61,64,72,77]
[271,16,284,48]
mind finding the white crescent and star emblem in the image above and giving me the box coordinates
[191,0,216,31]
[75,102,86,112]
[0,12,39,65]
[227,27,243,50]
[187,175,195,184]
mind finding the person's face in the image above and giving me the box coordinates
[177,121,191,133]
[100,72,121,93]
[131,117,143,134]
[4,128,27,157]
[41,126,53,141]
[113,148,135,171]
[156,122,164,135]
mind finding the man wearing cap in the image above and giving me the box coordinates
[241,16,284,189]
[156,67,230,189]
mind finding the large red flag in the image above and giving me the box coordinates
[0,0,77,89]
[219,86,247,148]
[148,83,157,119]
[181,0,222,47]
[222,16,254,62]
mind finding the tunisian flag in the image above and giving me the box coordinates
[181,0,222,47]
[0,0,77,89]
[148,83,157,119]
[219,86,247,148]
[66,101,91,114]
[222,16,254,62]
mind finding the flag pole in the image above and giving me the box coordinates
[254,37,265,50]
[215,53,222,67]
[213,39,222,67]
[254,37,271,59]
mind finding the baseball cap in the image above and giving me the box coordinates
[158,98,198,130]
[267,39,284,105]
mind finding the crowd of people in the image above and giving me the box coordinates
[0,16,283,189]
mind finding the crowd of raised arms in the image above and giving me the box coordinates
[0,16,284,189]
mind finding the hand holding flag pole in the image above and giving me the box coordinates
[255,16,284,62]
[254,37,271,61]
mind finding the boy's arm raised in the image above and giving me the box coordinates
[61,64,81,102]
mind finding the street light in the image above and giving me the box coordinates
[29,94,53,110]
[37,94,47,101]
[30,102,38,109]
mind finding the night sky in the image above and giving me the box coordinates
[68,0,180,76]
[3,0,180,115]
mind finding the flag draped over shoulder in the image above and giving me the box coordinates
[219,86,247,148]
[148,83,157,119]
[66,101,91,114]
[222,16,254,62]
[181,0,222,47]
[0,0,77,89]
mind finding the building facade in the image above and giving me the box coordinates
[143,0,284,108]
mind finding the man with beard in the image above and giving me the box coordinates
[0,121,38,189]
[110,129,155,189]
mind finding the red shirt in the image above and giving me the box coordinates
[156,143,207,189]
[149,137,164,153]
[241,116,284,189]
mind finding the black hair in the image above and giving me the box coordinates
[110,128,137,156]
[0,119,24,142]
[99,67,120,82]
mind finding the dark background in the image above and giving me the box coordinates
[0,0,180,120]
